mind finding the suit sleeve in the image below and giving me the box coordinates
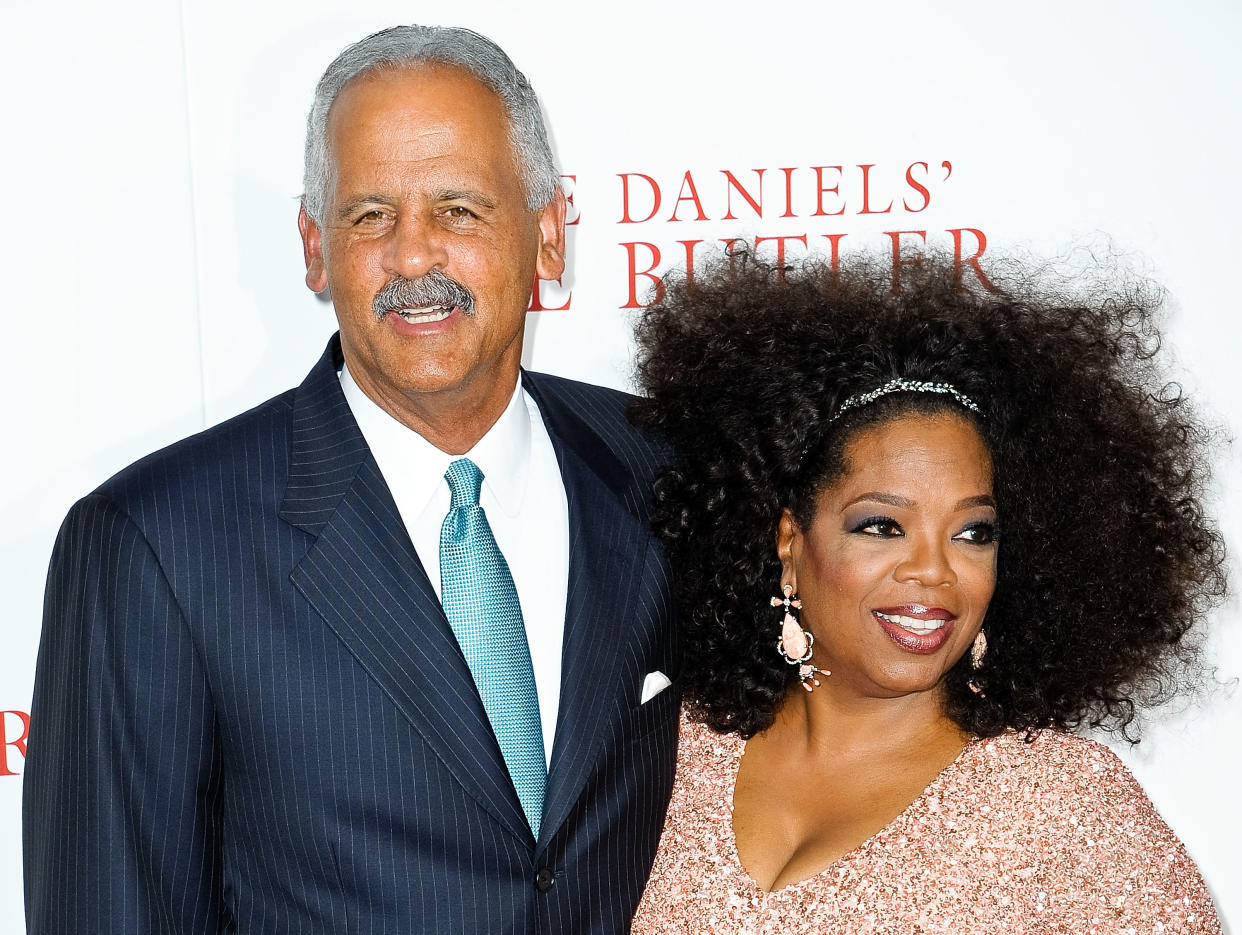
[24,494,223,933]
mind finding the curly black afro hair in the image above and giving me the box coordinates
[631,250,1227,740]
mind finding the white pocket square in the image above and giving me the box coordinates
[640,670,672,704]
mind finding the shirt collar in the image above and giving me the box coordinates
[460,375,530,518]
[339,364,531,519]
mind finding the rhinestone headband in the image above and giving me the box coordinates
[829,378,981,423]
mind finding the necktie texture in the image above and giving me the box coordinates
[440,458,546,836]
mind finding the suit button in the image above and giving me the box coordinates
[534,868,556,892]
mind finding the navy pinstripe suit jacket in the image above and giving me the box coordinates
[24,336,679,934]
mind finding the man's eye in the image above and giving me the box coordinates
[354,210,387,224]
[443,206,477,219]
[851,516,902,537]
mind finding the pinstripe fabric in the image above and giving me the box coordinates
[24,336,679,934]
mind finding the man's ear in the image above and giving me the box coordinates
[298,205,329,294]
[533,188,567,282]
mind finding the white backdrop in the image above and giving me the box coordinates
[2,2,1239,931]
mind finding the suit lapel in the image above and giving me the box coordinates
[523,374,653,847]
[281,339,532,843]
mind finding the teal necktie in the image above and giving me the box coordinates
[440,458,546,836]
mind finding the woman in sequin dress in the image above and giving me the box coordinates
[628,253,1227,934]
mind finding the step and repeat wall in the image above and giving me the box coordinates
[2,1,1239,930]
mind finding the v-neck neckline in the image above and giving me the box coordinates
[722,725,979,895]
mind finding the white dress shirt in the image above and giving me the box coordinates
[339,364,569,766]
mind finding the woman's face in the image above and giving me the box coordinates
[778,410,998,702]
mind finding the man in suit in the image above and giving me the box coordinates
[24,25,678,933]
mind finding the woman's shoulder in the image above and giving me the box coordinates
[958,729,1177,845]
[965,727,1129,782]
[662,709,750,828]
[950,729,1221,932]
[966,729,1156,811]
[674,708,745,773]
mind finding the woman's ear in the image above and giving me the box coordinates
[776,508,801,593]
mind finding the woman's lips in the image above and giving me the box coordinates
[872,605,956,654]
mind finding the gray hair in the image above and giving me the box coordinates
[301,25,559,223]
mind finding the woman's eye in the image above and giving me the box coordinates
[955,522,998,545]
[851,516,902,537]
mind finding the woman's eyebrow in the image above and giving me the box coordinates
[956,494,997,510]
[840,492,997,510]
[842,492,913,509]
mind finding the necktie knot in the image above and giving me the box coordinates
[445,458,484,510]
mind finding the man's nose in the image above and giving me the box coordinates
[384,214,449,279]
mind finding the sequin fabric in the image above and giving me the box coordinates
[632,712,1221,934]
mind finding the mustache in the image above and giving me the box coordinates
[372,271,476,318]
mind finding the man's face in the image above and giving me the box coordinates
[299,64,565,425]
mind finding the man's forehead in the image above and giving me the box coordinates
[319,60,524,207]
[328,62,505,128]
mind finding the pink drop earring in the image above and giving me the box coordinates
[968,629,987,695]
[771,584,828,691]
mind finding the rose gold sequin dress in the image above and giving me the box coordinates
[632,713,1221,934]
